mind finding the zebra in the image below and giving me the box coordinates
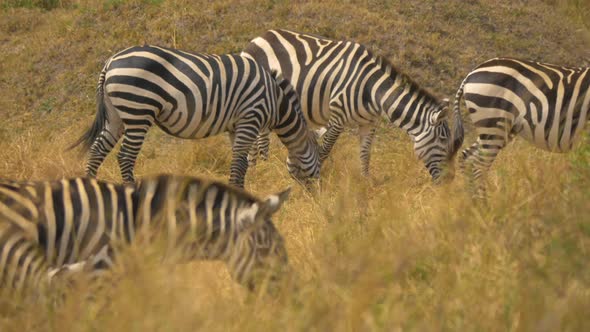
[69,45,321,188]
[0,174,291,292]
[242,29,464,181]
[0,208,47,295]
[0,182,89,296]
[455,58,590,198]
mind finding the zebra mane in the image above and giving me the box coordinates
[137,174,261,203]
[371,50,442,106]
[268,70,303,120]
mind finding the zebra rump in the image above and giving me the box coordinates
[455,57,590,199]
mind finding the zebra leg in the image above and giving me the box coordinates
[117,119,154,184]
[248,131,270,167]
[463,138,501,200]
[460,141,480,197]
[257,132,271,161]
[86,121,123,178]
[459,141,479,174]
[248,142,259,167]
[229,128,258,188]
[319,121,344,163]
[358,125,376,177]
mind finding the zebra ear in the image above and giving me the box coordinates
[431,99,450,125]
[257,187,292,218]
[239,187,291,231]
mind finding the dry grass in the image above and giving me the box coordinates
[1,0,590,331]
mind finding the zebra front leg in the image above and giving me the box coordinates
[358,125,376,177]
[117,120,153,184]
[459,141,479,175]
[86,122,123,178]
[248,131,271,167]
[319,121,344,163]
[229,129,258,188]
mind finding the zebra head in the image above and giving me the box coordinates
[286,131,321,185]
[413,98,457,183]
[229,187,291,292]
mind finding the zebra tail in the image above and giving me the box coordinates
[450,78,466,157]
[66,62,110,153]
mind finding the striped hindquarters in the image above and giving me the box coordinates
[462,58,590,152]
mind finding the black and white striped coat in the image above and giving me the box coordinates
[0,208,50,296]
[456,58,590,197]
[1,179,90,295]
[0,174,291,292]
[242,29,463,180]
[71,45,320,188]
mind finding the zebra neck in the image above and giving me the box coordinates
[273,90,308,153]
[377,71,438,138]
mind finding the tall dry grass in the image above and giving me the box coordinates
[1,0,589,331]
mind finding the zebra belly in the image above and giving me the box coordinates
[154,105,234,140]
[517,125,581,153]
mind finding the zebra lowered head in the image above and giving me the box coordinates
[111,175,294,293]
[412,98,464,183]
[226,187,291,291]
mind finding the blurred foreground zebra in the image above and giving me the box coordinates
[0,212,48,295]
[0,182,93,296]
[242,29,464,180]
[456,58,590,198]
[70,45,320,188]
[0,174,291,293]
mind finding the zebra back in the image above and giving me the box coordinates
[0,179,39,238]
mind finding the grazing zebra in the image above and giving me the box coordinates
[0,174,291,292]
[456,58,590,198]
[0,182,84,296]
[242,29,464,180]
[70,45,320,188]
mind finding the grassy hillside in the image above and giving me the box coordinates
[1,0,589,331]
